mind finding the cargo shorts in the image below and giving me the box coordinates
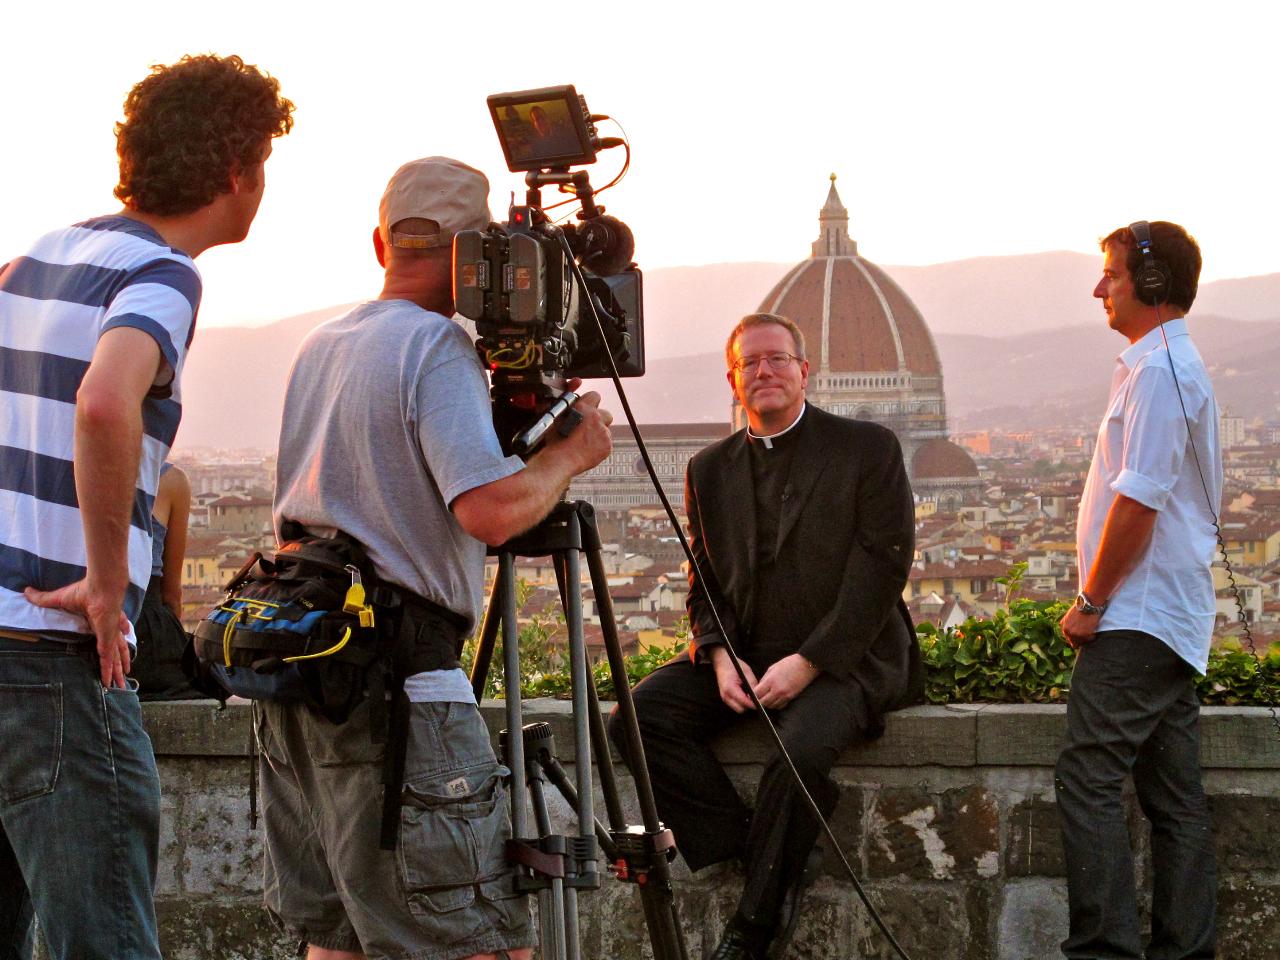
[257,695,532,960]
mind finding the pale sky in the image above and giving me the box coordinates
[4,1,1277,329]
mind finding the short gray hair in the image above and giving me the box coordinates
[724,313,806,369]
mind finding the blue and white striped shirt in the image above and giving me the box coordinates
[0,215,200,639]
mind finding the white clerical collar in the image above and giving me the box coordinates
[747,403,807,450]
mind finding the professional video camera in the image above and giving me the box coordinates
[453,85,644,453]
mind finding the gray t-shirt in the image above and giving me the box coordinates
[274,299,523,641]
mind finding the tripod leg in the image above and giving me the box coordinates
[469,566,504,703]
[497,553,527,841]
[585,664,627,829]
[585,544,689,960]
[584,547,664,832]
[555,540,598,890]
[528,770,568,960]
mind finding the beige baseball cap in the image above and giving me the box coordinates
[377,156,492,249]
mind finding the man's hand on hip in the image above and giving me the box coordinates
[710,646,759,713]
[754,653,819,710]
[25,579,132,687]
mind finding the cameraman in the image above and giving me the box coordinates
[263,156,613,960]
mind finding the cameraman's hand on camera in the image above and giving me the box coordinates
[451,388,613,547]
[543,389,613,476]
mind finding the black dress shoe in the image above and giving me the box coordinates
[709,927,769,960]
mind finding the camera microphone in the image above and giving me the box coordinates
[571,215,635,277]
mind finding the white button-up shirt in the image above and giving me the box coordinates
[1077,317,1222,673]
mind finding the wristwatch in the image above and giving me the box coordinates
[1074,591,1107,616]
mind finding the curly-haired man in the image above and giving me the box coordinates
[0,54,293,960]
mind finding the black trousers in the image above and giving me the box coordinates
[1054,630,1217,960]
[608,656,870,926]
[132,578,202,701]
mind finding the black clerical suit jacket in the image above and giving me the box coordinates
[684,405,923,717]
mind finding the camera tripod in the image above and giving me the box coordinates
[469,499,689,960]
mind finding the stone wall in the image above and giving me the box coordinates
[94,701,1280,958]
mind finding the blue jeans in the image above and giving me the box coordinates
[0,638,162,960]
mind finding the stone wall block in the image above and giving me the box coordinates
[1200,709,1280,769]
[148,701,254,757]
[975,704,1065,766]
[157,788,183,894]
[155,898,293,960]
[995,878,1067,960]
[1005,798,1064,877]
[855,883,971,960]
[570,868,715,959]
[1122,795,1154,893]
[867,785,1000,881]
[1218,879,1280,957]
[963,882,998,960]
[575,881,650,960]
[784,881,857,959]
[820,781,869,879]
[180,788,264,896]
[1209,794,1280,873]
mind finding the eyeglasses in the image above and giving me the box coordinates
[731,352,801,374]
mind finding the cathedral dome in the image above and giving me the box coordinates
[912,437,980,480]
[732,174,982,510]
[756,176,941,377]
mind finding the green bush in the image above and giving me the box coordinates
[1196,637,1280,706]
[917,600,1280,706]
[459,579,689,701]
[917,597,1075,704]
[463,575,1280,706]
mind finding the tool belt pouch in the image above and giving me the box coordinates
[190,528,382,724]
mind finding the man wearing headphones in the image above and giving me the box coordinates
[1056,221,1220,959]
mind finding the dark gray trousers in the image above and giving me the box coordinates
[1055,630,1217,960]
[608,656,870,928]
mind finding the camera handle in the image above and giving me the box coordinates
[525,168,602,219]
[511,390,583,457]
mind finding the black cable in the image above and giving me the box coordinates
[1153,308,1280,737]
[553,228,914,960]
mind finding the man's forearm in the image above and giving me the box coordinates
[452,447,577,547]
[75,391,144,595]
[498,449,577,536]
[1084,493,1158,603]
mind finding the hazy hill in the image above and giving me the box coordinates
[178,303,357,453]
[939,314,1280,431]
[174,253,1280,450]
[588,313,1280,432]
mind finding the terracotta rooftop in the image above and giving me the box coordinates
[610,423,731,441]
[912,438,980,480]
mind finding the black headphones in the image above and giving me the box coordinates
[1128,220,1172,306]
